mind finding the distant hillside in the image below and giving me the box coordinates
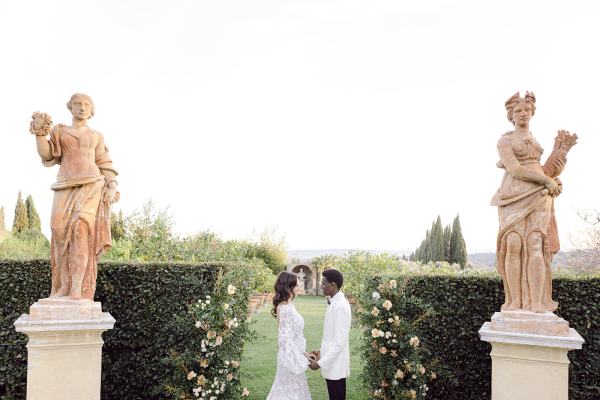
[289,249,576,269]
[287,249,410,263]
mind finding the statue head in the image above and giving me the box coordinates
[67,93,95,119]
[505,91,536,125]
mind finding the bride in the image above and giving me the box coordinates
[266,271,313,400]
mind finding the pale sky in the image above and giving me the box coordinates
[1,0,598,252]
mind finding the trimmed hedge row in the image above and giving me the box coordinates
[0,260,233,400]
[363,273,600,400]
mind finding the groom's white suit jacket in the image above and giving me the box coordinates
[317,291,351,380]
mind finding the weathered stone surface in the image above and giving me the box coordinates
[491,92,577,314]
[29,94,120,301]
[489,310,570,337]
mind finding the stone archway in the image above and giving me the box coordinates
[289,264,318,295]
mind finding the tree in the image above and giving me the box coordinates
[25,195,42,231]
[449,214,467,267]
[12,191,29,235]
[125,200,177,261]
[110,210,126,241]
[567,209,600,273]
[0,206,6,232]
[311,254,342,271]
[431,216,445,262]
[252,227,287,274]
[443,224,452,262]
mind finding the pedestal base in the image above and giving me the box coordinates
[479,322,584,400]
[14,299,115,400]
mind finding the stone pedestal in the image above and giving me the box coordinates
[479,312,584,400]
[14,298,115,400]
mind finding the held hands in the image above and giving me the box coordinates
[306,350,320,370]
[30,112,53,136]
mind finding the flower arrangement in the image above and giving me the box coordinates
[358,276,439,399]
[164,268,255,399]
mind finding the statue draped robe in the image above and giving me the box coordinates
[491,131,567,312]
[43,124,117,300]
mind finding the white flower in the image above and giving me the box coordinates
[371,307,380,316]
[371,328,381,338]
[242,387,250,396]
[372,291,381,300]
[223,303,229,310]
[187,370,197,380]
[195,321,201,328]
[205,300,210,305]
[227,285,236,295]
[385,331,392,339]
[382,300,393,310]
[388,318,393,323]
[409,336,420,347]
[389,279,397,289]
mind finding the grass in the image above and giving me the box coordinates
[240,295,367,400]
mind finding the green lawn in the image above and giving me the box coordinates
[241,295,367,400]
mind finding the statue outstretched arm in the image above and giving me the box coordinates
[30,112,53,162]
[542,130,578,178]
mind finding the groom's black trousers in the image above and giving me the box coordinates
[326,378,346,400]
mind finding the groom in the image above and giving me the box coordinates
[309,269,351,400]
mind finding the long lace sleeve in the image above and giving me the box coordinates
[278,305,309,375]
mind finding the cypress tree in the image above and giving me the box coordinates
[0,206,5,232]
[110,210,126,241]
[431,216,444,262]
[424,228,432,263]
[25,195,42,231]
[449,214,468,267]
[12,191,29,235]
[443,224,451,262]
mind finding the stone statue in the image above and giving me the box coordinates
[297,268,306,293]
[29,94,119,300]
[491,92,577,313]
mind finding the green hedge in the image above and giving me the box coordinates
[0,259,238,400]
[361,273,600,400]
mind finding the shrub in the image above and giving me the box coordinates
[162,266,254,399]
[0,231,49,260]
[0,259,244,400]
[357,276,440,399]
[359,271,600,400]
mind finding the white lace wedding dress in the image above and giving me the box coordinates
[266,302,312,400]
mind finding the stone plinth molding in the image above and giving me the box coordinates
[14,300,115,400]
[479,322,584,400]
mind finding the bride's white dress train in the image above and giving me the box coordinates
[266,302,312,400]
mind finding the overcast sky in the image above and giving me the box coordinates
[1,0,598,252]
